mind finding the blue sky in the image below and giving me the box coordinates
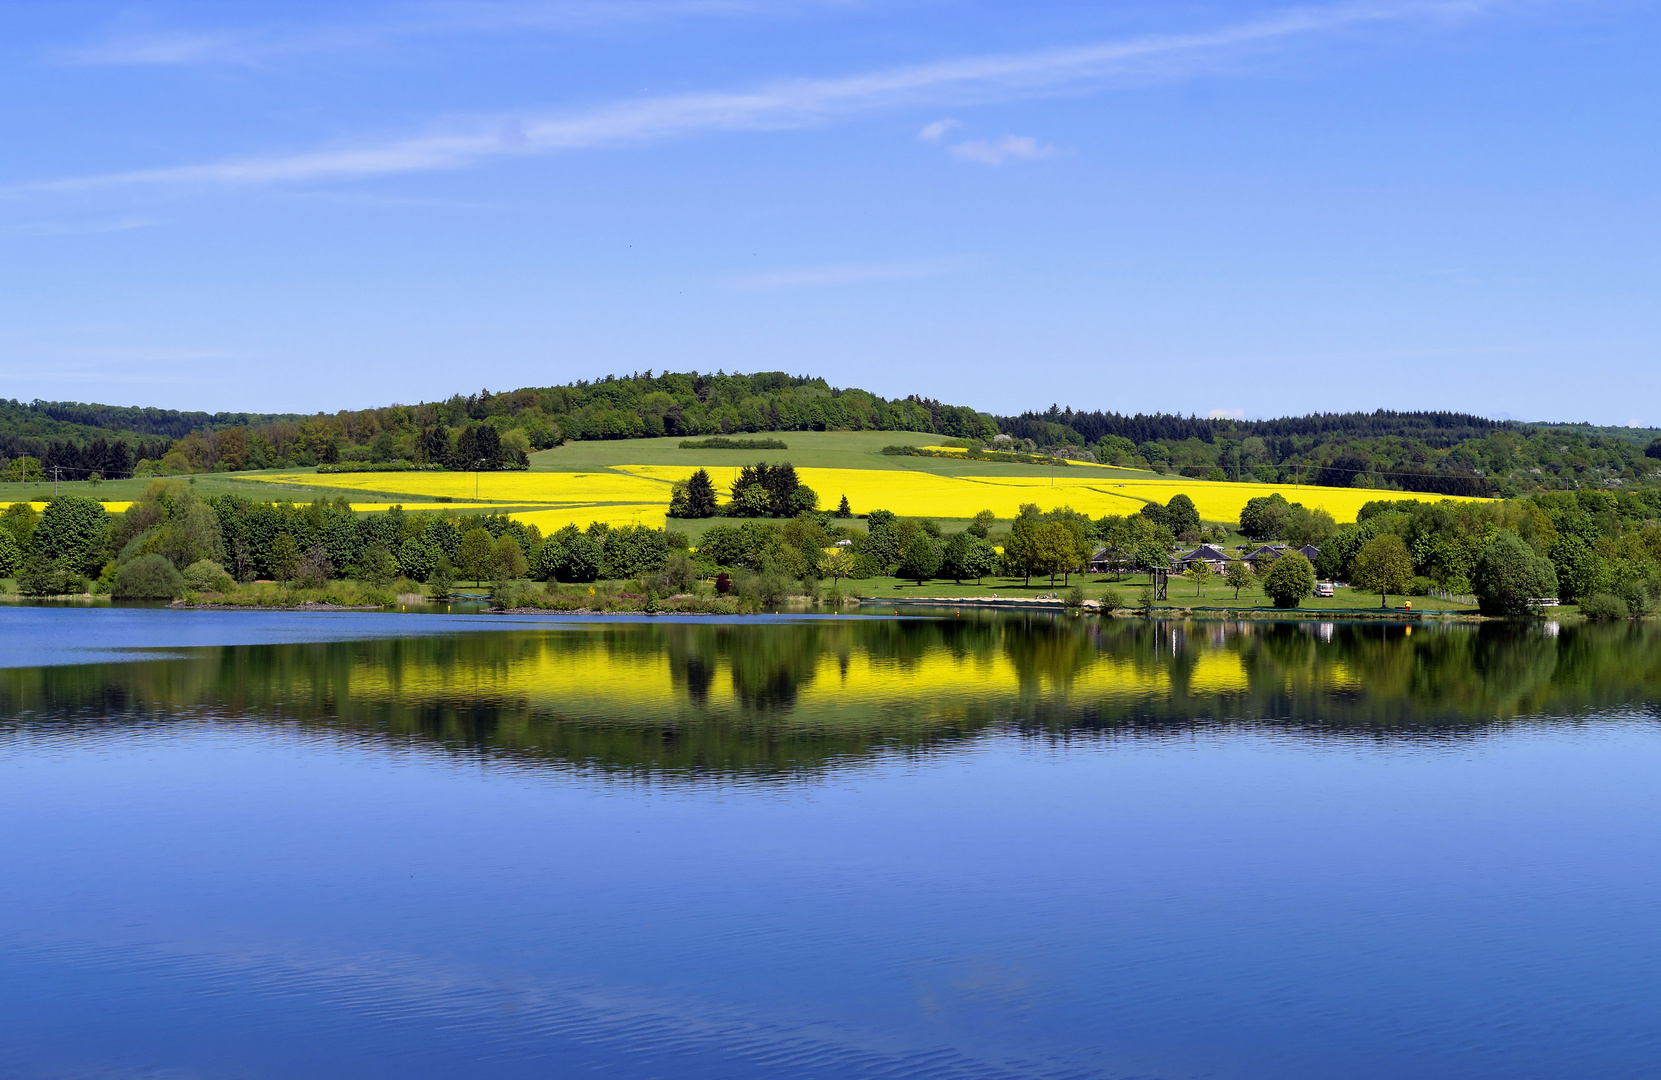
[1,1,1657,423]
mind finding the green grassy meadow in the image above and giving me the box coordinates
[528,429,1147,480]
[847,572,1483,614]
[0,471,386,507]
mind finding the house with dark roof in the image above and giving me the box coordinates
[1090,546,1140,574]
[1243,543,1322,569]
[1174,544,1233,574]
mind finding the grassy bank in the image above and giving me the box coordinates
[847,572,1483,614]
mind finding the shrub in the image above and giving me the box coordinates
[294,545,333,590]
[113,554,186,599]
[1408,576,1436,597]
[714,572,733,594]
[735,567,790,607]
[1609,563,1660,616]
[17,556,86,597]
[678,437,788,450]
[427,558,455,598]
[755,567,791,605]
[1580,592,1629,621]
[601,525,669,579]
[492,580,538,610]
[1098,587,1123,614]
[1262,551,1317,608]
[651,551,697,594]
[182,559,234,593]
[358,544,398,587]
[1065,586,1085,608]
[543,529,602,583]
[846,552,880,580]
[1473,531,1558,618]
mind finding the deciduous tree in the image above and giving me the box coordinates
[34,496,109,576]
[1351,533,1414,608]
[897,534,941,584]
[1262,551,1316,608]
[1224,560,1253,601]
[1472,531,1558,617]
[457,527,497,583]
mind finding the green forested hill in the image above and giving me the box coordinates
[2,373,1658,496]
[997,407,1661,497]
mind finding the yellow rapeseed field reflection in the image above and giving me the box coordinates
[340,629,1255,723]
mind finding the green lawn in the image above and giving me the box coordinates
[0,470,409,506]
[529,430,1151,480]
[848,572,1481,613]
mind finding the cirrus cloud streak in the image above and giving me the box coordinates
[28,1,1507,193]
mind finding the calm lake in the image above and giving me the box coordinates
[2,607,1659,1079]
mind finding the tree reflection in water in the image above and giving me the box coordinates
[3,614,1658,780]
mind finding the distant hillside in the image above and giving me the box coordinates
[1534,421,1661,447]
[2,374,1657,496]
[0,399,191,475]
[997,406,1661,498]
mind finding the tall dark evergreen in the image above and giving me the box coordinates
[686,469,718,517]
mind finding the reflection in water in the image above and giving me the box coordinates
[3,614,1659,779]
[5,609,1661,1080]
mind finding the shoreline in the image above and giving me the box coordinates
[862,596,1493,621]
[0,593,1625,622]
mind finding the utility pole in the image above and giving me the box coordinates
[53,465,59,497]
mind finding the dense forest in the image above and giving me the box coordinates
[2,372,1658,496]
[997,406,1661,497]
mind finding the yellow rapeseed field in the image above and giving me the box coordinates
[265,470,668,504]
[267,470,674,530]
[510,505,669,532]
[276,460,1484,530]
[28,501,132,514]
[618,465,1458,524]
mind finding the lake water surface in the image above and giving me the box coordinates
[2,607,1659,1079]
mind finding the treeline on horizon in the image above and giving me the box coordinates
[2,370,1659,496]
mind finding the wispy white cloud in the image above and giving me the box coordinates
[1208,407,1248,419]
[727,255,982,290]
[917,118,962,142]
[32,1,1507,192]
[950,135,1055,165]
